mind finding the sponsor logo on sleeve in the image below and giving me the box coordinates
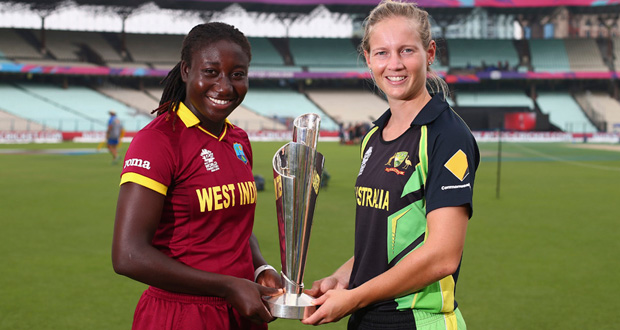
[442,149,472,191]
[444,149,469,181]
[124,158,151,169]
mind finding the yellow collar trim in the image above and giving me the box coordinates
[177,102,233,141]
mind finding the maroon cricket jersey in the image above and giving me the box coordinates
[120,102,258,281]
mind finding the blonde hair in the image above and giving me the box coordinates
[360,0,449,98]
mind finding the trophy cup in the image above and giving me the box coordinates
[266,113,325,319]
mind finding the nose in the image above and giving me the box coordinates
[387,53,404,71]
[214,74,233,94]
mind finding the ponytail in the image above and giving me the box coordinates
[152,61,186,118]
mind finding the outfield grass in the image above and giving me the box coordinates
[1,141,619,329]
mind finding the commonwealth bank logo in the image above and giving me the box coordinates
[444,149,469,181]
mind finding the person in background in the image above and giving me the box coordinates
[106,110,123,163]
[112,22,282,330]
[302,1,480,329]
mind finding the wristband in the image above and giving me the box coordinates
[254,264,276,282]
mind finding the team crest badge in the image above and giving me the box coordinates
[233,143,248,164]
[385,151,412,175]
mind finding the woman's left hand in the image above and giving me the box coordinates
[301,288,359,325]
[256,269,283,290]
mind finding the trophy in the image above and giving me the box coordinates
[266,113,325,319]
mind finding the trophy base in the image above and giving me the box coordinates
[264,292,316,319]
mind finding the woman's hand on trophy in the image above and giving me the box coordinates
[225,277,283,324]
[305,275,347,298]
[301,288,359,325]
[256,267,283,290]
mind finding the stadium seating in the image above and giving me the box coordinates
[455,90,534,109]
[306,89,388,126]
[15,83,151,131]
[42,30,122,63]
[574,91,620,132]
[241,89,339,131]
[124,33,183,66]
[536,91,598,133]
[564,38,608,72]
[0,28,43,60]
[97,86,159,116]
[247,37,285,67]
[0,109,44,131]
[0,83,98,131]
[529,39,571,72]
[288,38,362,71]
[447,39,520,69]
[228,106,287,131]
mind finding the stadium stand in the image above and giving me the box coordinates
[529,39,571,72]
[536,91,598,133]
[2,2,620,137]
[228,106,287,131]
[564,38,608,72]
[455,90,535,109]
[16,83,151,131]
[306,89,388,126]
[0,109,44,131]
[447,39,520,70]
[574,91,620,132]
[241,89,339,131]
[42,30,122,64]
[0,83,99,131]
[0,28,43,60]
[97,86,159,116]
[288,37,364,72]
[124,33,184,67]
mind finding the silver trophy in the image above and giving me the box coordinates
[266,113,325,319]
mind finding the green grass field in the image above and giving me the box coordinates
[1,141,620,329]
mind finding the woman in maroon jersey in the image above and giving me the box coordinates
[112,22,282,330]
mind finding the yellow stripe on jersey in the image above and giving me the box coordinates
[120,172,168,195]
[360,126,379,159]
[439,275,456,313]
[444,310,458,330]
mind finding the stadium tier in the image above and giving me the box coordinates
[455,90,535,109]
[306,89,388,126]
[2,2,620,136]
[241,89,339,131]
[574,91,620,132]
[446,39,520,70]
[529,39,571,72]
[536,91,598,133]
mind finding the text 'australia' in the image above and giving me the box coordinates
[355,186,389,211]
[196,181,257,212]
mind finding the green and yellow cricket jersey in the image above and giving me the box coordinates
[350,93,480,314]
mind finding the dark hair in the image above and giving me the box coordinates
[152,22,252,118]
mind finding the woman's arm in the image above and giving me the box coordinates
[302,205,468,325]
[112,182,281,323]
[250,232,283,289]
[305,256,354,298]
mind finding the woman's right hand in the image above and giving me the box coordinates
[305,276,347,299]
[225,277,283,324]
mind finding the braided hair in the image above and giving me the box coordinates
[152,22,252,121]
